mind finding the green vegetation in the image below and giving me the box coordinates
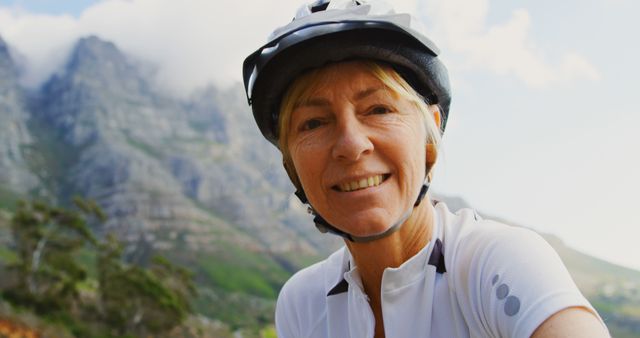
[197,243,289,299]
[591,292,640,337]
[545,234,640,293]
[280,250,324,272]
[0,198,196,338]
[0,246,18,265]
[3,198,100,316]
[98,236,196,337]
[0,185,21,211]
[540,235,640,336]
[192,286,275,332]
[260,325,277,338]
[124,132,164,159]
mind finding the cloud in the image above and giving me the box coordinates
[0,0,307,96]
[0,9,79,88]
[421,0,600,87]
[0,0,600,96]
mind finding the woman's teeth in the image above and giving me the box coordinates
[339,174,385,192]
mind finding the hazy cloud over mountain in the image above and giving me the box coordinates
[0,0,598,96]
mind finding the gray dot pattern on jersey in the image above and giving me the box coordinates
[496,284,509,300]
[491,274,521,317]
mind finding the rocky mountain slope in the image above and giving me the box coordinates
[0,37,40,200]
[2,35,340,258]
[0,35,345,331]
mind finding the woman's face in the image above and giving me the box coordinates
[287,62,428,237]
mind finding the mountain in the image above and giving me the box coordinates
[31,36,338,255]
[0,35,343,332]
[0,36,40,204]
[0,35,637,336]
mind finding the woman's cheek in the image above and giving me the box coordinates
[290,138,321,181]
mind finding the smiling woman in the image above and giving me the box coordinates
[279,61,442,239]
[242,0,611,337]
[285,62,429,238]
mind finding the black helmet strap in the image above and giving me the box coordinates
[295,178,430,243]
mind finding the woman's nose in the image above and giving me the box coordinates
[331,117,373,161]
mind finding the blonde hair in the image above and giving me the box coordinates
[278,60,442,190]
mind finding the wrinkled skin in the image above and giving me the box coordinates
[287,61,428,237]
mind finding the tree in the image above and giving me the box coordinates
[97,235,196,337]
[2,197,196,337]
[4,197,101,312]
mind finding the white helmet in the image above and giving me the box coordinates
[243,0,451,147]
[242,0,450,242]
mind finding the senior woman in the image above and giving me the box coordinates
[242,1,609,337]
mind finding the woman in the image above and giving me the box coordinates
[242,1,610,337]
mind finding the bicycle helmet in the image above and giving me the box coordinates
[243,0,451,147]
[242,0,451,242]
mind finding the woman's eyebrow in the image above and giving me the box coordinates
[297,86,384,108]
[354,86,384,101]
[299,97,331,108]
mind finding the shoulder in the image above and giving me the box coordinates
[435,202,559,275]
[435,203,599,337]
[448,215,566,299]
[275,247,347,337]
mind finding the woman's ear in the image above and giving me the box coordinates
[426,143,438,173]
[431,105,442,130]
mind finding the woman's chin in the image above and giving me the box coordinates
[330,212,397,238]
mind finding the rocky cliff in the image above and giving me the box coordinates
[17,36,340,256]
[0,36,345,310]
[0,37,39,198]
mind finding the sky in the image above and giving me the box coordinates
[0,0,638,271]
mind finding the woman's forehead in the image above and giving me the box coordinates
[312,61,385,84]
[297,62,396,102]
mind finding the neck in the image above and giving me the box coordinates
[346,198,434,282]
[345,198,435,335]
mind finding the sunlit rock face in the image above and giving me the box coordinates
[0,36,39,196]
[0,35,340,263]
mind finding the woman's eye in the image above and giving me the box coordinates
[368,105,392,115]
[301,119,323,131]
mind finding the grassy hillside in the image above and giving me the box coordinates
[0,186,20,211]
[545,234,640,291]
[545,235,640,337]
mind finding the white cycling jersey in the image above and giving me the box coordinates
[275,202,605,337]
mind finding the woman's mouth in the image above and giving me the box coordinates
[333,174,390,192]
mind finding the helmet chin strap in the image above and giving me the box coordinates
[295,178,430,243]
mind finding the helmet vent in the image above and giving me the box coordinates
[311,1,330,13]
